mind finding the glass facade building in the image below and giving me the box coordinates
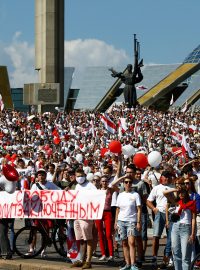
[11,88,29,112]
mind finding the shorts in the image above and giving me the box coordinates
[74,220,94,241]
[117,220,141,240]
[153,211,166,237]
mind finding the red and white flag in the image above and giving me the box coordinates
[170,129,182,143]
[181,133,194,158]
[136,85,148,90]
[134,120,140,138]
[100,114,117,134]
[0,94,4,111]
[90,119,96,137]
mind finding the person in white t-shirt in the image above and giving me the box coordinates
[146,170,172,266]
[72,168,96,269]
[115,176,141,270]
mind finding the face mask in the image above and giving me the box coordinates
[76,176,86,184]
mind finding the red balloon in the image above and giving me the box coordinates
[133,153,149,169]
[108,141,122,154]
[2,164,19,182]
[53,137,61,145]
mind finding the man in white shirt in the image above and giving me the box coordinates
[147,171,172,266]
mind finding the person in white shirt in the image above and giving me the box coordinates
[115,176,141,270]
[71,169,96,269]
[146,170,172,266]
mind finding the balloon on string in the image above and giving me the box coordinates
[122,144,136,157]
[148,151,162,168]
[108,141,122,154]
[0,175,17,194]
[76,154,83,163]
[2,164,19,182]
[133,153,148,169]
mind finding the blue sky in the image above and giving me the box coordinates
[0,0,200,87]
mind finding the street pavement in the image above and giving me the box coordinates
[0,220,167,270]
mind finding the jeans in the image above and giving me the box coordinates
[171,222,192,270]
[165,221,172,257]
[0,219,12,256]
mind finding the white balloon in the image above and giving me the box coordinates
[0,176,17,194]
[86,173,94,182]
[148,151,162,168]
[122,145,136,157]
[76,153,83,163]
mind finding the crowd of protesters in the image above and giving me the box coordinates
[0,103,199,270]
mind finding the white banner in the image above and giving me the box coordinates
[0,190,106,220]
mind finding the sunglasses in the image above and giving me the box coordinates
[184,182,190,185]
[124,181,132,184]
[175,183,185,186]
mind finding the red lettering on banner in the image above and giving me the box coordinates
[90,203,100,219]
[50,191,60,203]
[16,191,23,203]
[79,204,86,219]
[67,190,79,202]
[56,202,64,218]
[40,190,49,202]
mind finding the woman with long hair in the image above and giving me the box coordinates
[163,178,196,270]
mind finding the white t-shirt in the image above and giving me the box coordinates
[75,181,97,191]
[147,184,170,213]
[31,181,61,191]
[116,191,141,222]
[175,206,192,225]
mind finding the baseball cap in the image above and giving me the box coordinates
[161,171,172,178]
[36,169,47,176]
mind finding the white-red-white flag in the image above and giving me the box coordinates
[134,120,140,138]
[100,114,117,134]
[170,94,174,106]
[181,133,194,158]
[181,100,188,113]
[0,94,4,111]
[170,129,182,143]
[90,119,96,137]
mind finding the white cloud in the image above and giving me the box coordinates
[2,35,130,88]
[65,39,130,67]
[4,32,37,88]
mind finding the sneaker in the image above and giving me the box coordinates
[130,265,139,270]
[70,261,84,268]
[40,250,48,258]
[168,258,173,267]
[82,262,92,269]
[99,255,107,261]
[107,256,114,262]
[25,250,35,256]
[120,264,131,270]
